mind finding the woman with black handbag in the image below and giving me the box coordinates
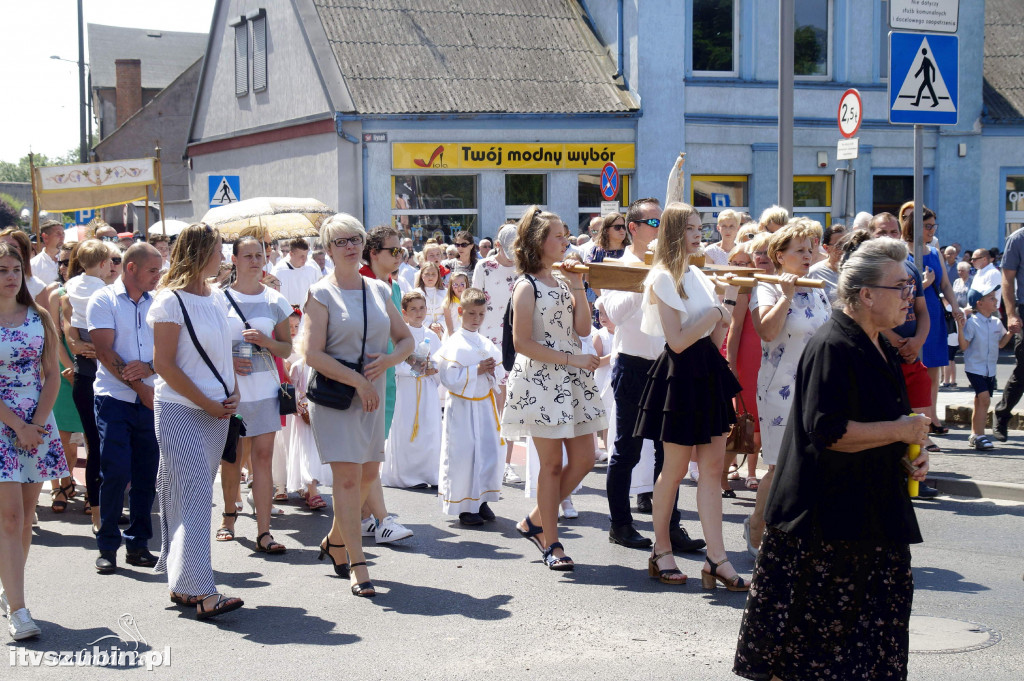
[217,236,293,553]
[149,224,244,620]
[303,214,413,597]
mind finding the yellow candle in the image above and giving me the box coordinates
[907,443,921,498]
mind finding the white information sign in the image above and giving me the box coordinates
[600,201,620,217]
[889,0,959,34]
[837,138,859,161]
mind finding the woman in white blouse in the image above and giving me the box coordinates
[633,203,748,591]
[149,224,243,620]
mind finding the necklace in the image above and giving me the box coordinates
[0,307,26,327]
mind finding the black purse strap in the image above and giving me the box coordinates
[224,288,251,329]
[356,278,367,367]
[173,291,232,400]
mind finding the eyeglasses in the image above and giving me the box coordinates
[263,241,273,249]
[99,236,119,243]
[378,246,402,257]
[610,223,626,231]
[111,257,122,265]
[868,283,915,299]
[633,218,660,229]
[970,255,989,262]
[454,242,473,249]
[330,235,364,248]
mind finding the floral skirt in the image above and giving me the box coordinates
[734,528,914,681]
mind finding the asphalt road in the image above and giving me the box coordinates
[10,465,1024,680]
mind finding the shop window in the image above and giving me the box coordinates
[872,175,913,217]
[793,175,832,226]
[578,173,630,234]
[794,0,832,79]
[1006,175,1024,237]
[693,0,738,76]
[505,174,548,221]
[691,175,749,234]
[392,175,478,246]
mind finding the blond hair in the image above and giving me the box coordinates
[158,223,222,291]
[758,205,789,231]
[73,239,111,271]
[716,209,740,226]
[651,202,701,299]
[767,224,817,268]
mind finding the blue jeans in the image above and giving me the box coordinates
[94,395,160,552]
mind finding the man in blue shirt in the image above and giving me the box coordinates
[87,243,163,574]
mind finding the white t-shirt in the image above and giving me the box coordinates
[31,251,59,286]
[704,243,729,265]
[147,288,235,409]
[224,286,293,403]
[66,274,107,328]
[272,260,322,306]
[640,266,719,339]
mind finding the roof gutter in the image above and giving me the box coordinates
[334,111,641,121]
[334,112,368,224]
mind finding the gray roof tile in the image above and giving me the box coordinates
[312,0,636,114]
[88,23,207,90]
[984,0,1024,123]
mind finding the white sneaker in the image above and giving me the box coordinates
[375,515,413,544]
[9,608,41,641]
[688,461,700,482]
[595,448,610,463]
[559,498,579,520]
[246,492,284,516]
[360,515,377,537]
[503,464,523,484]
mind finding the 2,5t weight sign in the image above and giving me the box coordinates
[838,89,862,138]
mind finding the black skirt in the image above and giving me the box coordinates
[633,336,741,446]
[734,528,913,681]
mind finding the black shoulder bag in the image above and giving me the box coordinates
[306,279,367,410]
[172,291,246,464]
[501,274,540,372]
[224,288,297,415]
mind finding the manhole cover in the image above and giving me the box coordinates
[908,616,1001,654]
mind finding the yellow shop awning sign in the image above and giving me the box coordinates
[392,143,635,170]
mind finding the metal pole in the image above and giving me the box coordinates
[846,160,855,224]
[77,0,87,163]
[778,0,794,212]
[913,124,923,264]
[155,146,166,239]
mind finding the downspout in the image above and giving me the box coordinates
[334,112,368,224]
[579,0,626,88]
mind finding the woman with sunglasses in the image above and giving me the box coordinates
[40,243,84,512]
[898,203,964,436]
[305,215,414,595]
[443,230,478,277]
[584,213,631,298]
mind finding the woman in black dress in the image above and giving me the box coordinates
[734,233,931,680]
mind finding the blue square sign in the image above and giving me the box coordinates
[888,32,958,125]
[208,175,241,207]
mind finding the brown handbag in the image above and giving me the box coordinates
[726,393,757,454]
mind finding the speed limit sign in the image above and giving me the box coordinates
[838,89,862,139]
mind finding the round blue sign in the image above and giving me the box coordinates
[600,162,619,201]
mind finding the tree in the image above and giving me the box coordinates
[0,196,21,229]
[0,148,85,182]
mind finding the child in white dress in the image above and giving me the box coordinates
[416,262,447,340]
[381,292,442,488]
[434,288,505,525]
[443,272,469,336]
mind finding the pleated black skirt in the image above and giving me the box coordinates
[633,336,741,446]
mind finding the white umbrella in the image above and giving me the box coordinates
[200,197,333,242]
[148,220,190,238]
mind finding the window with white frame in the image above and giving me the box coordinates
[794,0,832,79]
[692,0,738,76]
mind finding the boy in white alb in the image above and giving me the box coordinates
[381,292,443,488]
[433,288,505,525]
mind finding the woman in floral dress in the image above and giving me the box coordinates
[747,224,831,553]
[501,207,606,571]
[0,242,68,640]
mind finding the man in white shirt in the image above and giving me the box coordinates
[30,220,64,285]
[601,198,705,553]
[969,248,1001,301]
[271,237,322,306]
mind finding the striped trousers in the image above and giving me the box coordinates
[154,401,229,597]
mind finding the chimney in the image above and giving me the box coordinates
[115,59,142,128]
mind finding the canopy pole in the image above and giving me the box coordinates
[29,152,40,238]
[144,185,150,235]
[155,146,166,238]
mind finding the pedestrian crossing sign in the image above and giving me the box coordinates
[208,175,241,207]
[889,32,958,125]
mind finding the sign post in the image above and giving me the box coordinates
[835,89,862,225]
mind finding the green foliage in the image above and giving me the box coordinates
[0,148,84,182]
[0,196,21,228]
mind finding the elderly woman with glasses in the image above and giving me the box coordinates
[734,233,931,681]
[304,214,414,596]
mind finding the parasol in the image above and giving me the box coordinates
[148,219,190,238]
[200,197,333,242]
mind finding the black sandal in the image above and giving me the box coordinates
[516,515,545,554]
[317,536,349,577]
[196,593,244,620]
[50,482,73,513]
[542,542,574,571]
[722,489,737,499]
[255,531,286,554]
[169,592,202,607]
[216,512,238,542]
[349,562,375,597]
[648,550,687,585]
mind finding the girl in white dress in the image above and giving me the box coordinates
[443,272,469,336]
[500,206,606,571]
[416,262,447,340]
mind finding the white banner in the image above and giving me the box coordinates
[36,158,155,192]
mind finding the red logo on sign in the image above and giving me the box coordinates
[414,145,445,168]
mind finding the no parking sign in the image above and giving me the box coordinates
[600,162,619,201]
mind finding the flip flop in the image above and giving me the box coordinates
[196,594,244,620]
[216,512,237,542]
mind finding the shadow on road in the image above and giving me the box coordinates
[371,580,513,619]
[912,565,989,594]
[914,495,1024,519]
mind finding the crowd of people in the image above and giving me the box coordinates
[0,196,1012,678]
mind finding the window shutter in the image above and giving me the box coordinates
[252,16,267,92]
[234,23,249,96]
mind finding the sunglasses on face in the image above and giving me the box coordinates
[634,218,660,228]
[971,255,989,262]
[59,260,70,267]
[610,223,626,231]
[111,257,122,265]
[378,246,402,257]
[99,236,119,243]
[454,242,473,249]
[331,235,364,248]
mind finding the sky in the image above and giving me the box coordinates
[0,0,215,163]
